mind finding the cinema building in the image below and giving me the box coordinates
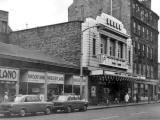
[0,9,158,104]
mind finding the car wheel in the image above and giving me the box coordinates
[19,109,26,117]
[45,107,51,115]
[66,106,72,113]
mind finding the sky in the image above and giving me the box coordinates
[0,0,160,60]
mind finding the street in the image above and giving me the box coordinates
[1,103,160,120]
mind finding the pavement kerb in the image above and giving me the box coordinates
[87,101,159,110]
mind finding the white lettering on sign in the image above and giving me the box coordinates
[47,73,64,84]
[23,71,64,84]
[27,71,45,83]
[96,13,127,34]
[0,67,19,81]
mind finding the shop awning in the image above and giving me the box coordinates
[0,42,79,69]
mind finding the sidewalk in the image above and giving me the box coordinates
[88,101,159,110]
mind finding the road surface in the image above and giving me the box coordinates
[1,103,160,120]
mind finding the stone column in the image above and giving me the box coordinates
[115,41,118,58]
[107,37,110,56]
[122,43,126,59]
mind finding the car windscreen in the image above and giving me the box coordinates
[56,96,68,101]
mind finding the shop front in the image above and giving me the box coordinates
[89,74,159,105]
[21,71,65,101]
[65,75,87,100]
[47,72,64,101]
[0,67,19,102]
[89,75,133,105]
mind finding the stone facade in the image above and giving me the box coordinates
[9,21,82,66]
[68,0,159,79]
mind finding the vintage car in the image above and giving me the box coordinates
[52,94,88,113]
[0,95,53,117]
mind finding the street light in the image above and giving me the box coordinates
[80,23,102,100]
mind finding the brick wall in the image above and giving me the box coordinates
[9,21,82,66]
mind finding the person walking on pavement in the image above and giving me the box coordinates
[4,92,9,102]
[125,93,129,104]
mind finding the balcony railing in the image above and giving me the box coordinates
[98,54,128,69]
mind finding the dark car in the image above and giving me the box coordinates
[52,94,88,113]
[0,95,53,117]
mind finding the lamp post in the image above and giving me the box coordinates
[80,23,102,100]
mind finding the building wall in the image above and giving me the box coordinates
[68,0,159,79]
[9,21,82,66]
[81,13,132,74]
[0,10,10,43]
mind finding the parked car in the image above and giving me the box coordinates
[0,95,53,117]
[52,94,88,113]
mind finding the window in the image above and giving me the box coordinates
[110,40,115,56]
[128,50,131,64]
[133,21,136,33]
[93,38,96,56]
[142,27,145,38]
[139,63,141,75]
[138,24,141,35]
[143,64,146,76]
[150,32,153,41]
[151,66,153,78]
[150,48,153,59]
[134,63,137,74]
[146,46,148,57]
[118,42,123,58]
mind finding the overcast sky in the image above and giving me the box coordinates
[0,0,160,60]
[0,0,159,31]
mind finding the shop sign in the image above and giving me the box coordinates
[23,71,64,84]
[26,71,45,83]
[73,75,86,85]
[47,73,64,84]
[0,67,19,81]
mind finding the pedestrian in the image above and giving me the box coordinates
[4,92,9,102]
[125,93,129,104]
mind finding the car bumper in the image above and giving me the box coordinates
[52,106,65,111]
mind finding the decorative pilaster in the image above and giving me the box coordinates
[107,37,110,56]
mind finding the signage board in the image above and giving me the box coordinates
[0,67,19,82]
[23,71,64,84]
[73,75,86,85]
[47,73,64,84]
[26,71,45,83]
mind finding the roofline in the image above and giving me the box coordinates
[0,54,80,70]
[11,21,83,32]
